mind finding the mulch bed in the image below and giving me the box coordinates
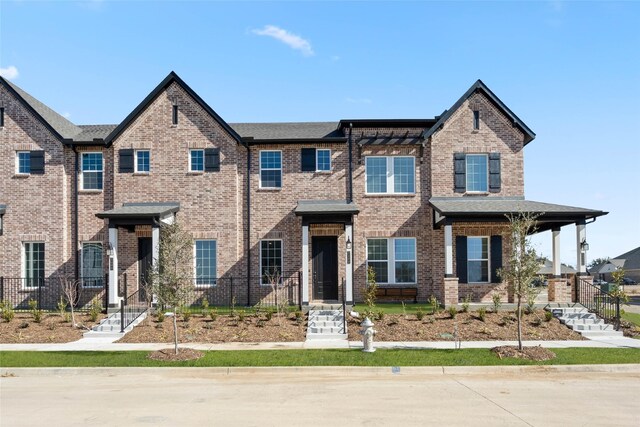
[118,312,307,344]
[347,309,585,342]
[147,348,204,362]
[491,345,557,361]
[621,320,640,339]
[0,313,105,343]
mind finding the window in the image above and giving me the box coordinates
[135,150,150,173]
[473,110,480,130]
[466,154,488,192]
[16,151,30,174]
[366,238,416,284]
[23,242,44,288]
[365,156,415,194]
[260,151,282,189]
[316,149,331,172]
[260,240,282,285]
[189,149,204,172]
[82,243,103,287]
[1,107,4,127]
[81,152,103,190]
[467,237,489,283]
[194,240,217,286]
[172,105,179,125]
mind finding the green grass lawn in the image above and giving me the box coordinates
[353,303,436,315]
[622,311,640,327]
[1,348,639,368]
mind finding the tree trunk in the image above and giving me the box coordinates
[173,307,179,355]
[517,297,523,351]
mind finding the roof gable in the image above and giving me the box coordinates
[423,80,536,145]
[104,72,242,146]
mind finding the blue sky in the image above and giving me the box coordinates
[1,0,639,266]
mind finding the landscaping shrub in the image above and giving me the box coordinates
[461,294,471,313]
[209,309,218,322]
[182,308,192,323]
[0,300,15,323]
[28,299,44,323]
[89,297,102,323]
[416,308,425,321]
[545,311,554,322]
[448,305,458,319]
[201,297,210,318]
[428,295,439,315]
[156,311,166,323]
[57,297,71,322]
[374,310,385,321]
[265,310,273,321]
[491,293,502,313]
[478,307,487,322]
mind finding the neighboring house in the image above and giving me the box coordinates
[538,259,576,278]
[590,247,640,282]
[0,72,607,309]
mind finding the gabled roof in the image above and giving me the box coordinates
[611,246,640,271]
[422,79,536,145]
[0,77,82,140]
[104,71,242,146]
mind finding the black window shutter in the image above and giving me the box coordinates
[30,151,45,174]
[454,153,466,193]
[456,236,468,283]
[119,149,134,173]
[205,148,220,172]
[489,152,501,192]
[301,148,316,172]
[490,235,503,283]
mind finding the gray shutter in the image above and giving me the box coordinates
[456,236,468,283]
[301,148,316,172]
[119,149,134,173]
[30,151,45,174]
[489,152,501,192]
[205,148,220,172]
[490,235,503,283]
[454,153,466,193]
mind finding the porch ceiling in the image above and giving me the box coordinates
[430,197,607,232]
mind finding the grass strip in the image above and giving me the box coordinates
[1,348,639,368]
[622,311,640,327]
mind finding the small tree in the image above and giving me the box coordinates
[498,212,542,351]
[266,270,286,326]
[149,221,194,355]
[60,276,80,328]
[363,266,378,318]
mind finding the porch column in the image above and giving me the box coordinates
[345,223,353,304]
[552,227,561,277]
[576,221,587,275]
[444,223,454,277]
[151,225,160,304]
[108,225,119,307]
[301,224,309,305]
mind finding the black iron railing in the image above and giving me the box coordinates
[341,277,347,334]
[0,276,106,311]
[120,288,148,333]
[576,277,621,330]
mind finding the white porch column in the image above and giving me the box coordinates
[345,223,353,304]
[552,227,561,277]
[444,223,454,277]
[301,224,309,305]
[108,226,119,307]
[151,225,160,265]
[576,221,587,275]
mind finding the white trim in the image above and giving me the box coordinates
[259,150,282,189]
[467,236,490,283]
[193,239,217,287]
[465,153,488,193]
[444,224,453,276]
[302,226,309,304]
[15,151,30,175]
[80,151,104,191]
[188,149,205,172]
[134,149,150,174]
[80,241,104,288]
[259,238,283,286]
[365,237,417,284]
[364,156,415,195]
[316,149,331,172]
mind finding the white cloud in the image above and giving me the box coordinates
[252,25,314,57]
[345,97,372,104]
[0,65,19,80]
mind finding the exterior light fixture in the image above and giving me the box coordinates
[106,242,114,257]
[346,236,352,251]
[581,239,589,252]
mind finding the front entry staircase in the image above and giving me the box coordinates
[306,304,347,341]
[548,304,623,338]
[82,310,148,339]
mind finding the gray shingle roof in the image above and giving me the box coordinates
[295,200,359,215]
[429,197,605,216]
[538,259,576,275]
[230,122,342,140]
[96,202,180,219]
[74,124,118,142]
[612,246,640,271]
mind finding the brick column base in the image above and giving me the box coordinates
[443,277,459,307]
[548,278,571,303]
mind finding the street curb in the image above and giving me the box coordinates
[2,364,639,378]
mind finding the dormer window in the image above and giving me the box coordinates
[473,110,480,130]
[172,105,178,125]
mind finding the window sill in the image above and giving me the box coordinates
[363,193,416,198]
[13,174,30,178]
[194,284,217,288]
[79,190,103,194]
[463,192,489,196]
[187,171,204,175]
[133,172,150,176]
[257,188,282,192]
[315,170,332,174]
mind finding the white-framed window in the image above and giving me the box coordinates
[135,150,150,173]
[365,156,415,194]
[16,151,30,174]
[260,239,282,285]
[316,149,331,172]
[259,150,282,188]
[189,149,204,172]
[194,240,217,286]
[23,242,45,288]
[81,242,103,287]
[81,152,103,190]
[366,238,416,284]
[466,154,488,192]
[467,236,489,283]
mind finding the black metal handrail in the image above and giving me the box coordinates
[576,277,621,330]
[341,278,347,334]
[120,288,148,333]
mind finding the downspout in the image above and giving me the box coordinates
[246,146,252,306]
[72,146,79,281]
[348,123,353,203]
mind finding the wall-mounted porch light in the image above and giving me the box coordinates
[106,242,114,257]
[580,239,589,252]
[346,236,352,251]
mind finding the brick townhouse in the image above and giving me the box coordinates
[0,72,606,310]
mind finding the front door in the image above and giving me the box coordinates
[138,237,153,300]
[312,237,338,300]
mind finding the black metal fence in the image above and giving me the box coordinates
[120,288,148,332]
[576,277,621,330]
[0,276,107,311]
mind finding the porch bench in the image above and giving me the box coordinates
[375,286,418,303]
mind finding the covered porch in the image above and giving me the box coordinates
[430,197,607,306]
[294,200,359,306]
[96,202,179,308]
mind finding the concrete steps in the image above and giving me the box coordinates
[306,304,347,341]
[548,304,624,338]
[83,310,148,338]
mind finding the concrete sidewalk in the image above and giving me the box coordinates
[1,336,640,351]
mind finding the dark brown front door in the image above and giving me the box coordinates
[312,237,338,300]
[138,237,153,300]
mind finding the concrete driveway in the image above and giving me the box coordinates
[1,367,639,426]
